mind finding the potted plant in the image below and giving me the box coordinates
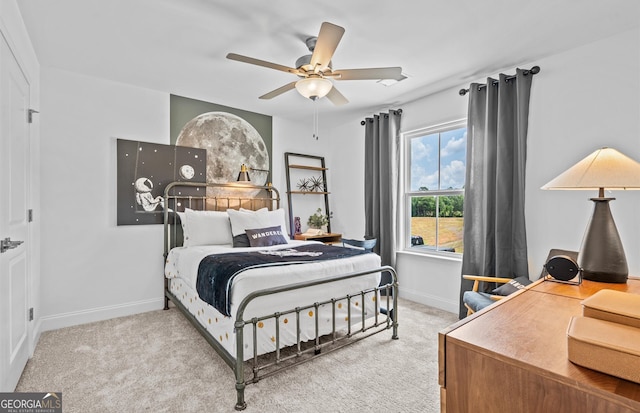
[306,208,332,235]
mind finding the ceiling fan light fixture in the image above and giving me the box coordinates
[227,22,402,106]
[295,77,333,100]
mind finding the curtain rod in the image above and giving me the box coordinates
[458,66,540,96]
[360,108,403,125]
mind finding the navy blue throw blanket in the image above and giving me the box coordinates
[196,244,371,317]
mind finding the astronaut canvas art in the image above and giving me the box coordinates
[116,139,206,225]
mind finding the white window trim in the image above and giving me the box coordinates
[400,118,466,257]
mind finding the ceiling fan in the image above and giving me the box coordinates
[226,22,404,106]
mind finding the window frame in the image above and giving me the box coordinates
[401,118,467,257]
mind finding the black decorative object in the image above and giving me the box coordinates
[296,178,311,191]
[309,176,324,192]
[544,255,581,284]
[578,196,627,283]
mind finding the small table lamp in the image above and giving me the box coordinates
[541,147,640,283]
[237,164,251,182]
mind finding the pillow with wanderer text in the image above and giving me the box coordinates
[227,208,290,247]
[245,225,288,247]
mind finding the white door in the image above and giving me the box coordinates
[0,33,31,392]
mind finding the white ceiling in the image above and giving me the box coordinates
[17,0,640,124]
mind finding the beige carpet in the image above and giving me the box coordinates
[17,299,457,413]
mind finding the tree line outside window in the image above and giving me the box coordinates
[411,192,464,218]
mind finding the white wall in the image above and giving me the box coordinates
[526,28,640,280]
[39,68,169,330]
[37,67,315,330]
[321,121,367,239]
[272,117,338,237]
[273,114,369,240]
[325,28,640,315]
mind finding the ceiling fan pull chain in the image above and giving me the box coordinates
[313,102,319,140]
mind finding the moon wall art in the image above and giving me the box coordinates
[176,112,268,197]
[170,95,273,197]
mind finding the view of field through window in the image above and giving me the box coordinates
[411,196,464,253]
[408,126,466,253]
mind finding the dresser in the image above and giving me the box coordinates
[439,277,640,412]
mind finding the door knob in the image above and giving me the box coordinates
[0,237,24,253]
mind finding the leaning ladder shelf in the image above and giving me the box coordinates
[284,152,331,238]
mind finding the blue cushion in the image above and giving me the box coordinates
[342,238,377,251]
[463,291,496,313]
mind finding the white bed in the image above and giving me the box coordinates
[162,182,398,410]
[165,240,381,360]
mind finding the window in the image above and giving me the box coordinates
[403,120,467,254]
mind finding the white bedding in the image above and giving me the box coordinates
[165,241,382,360]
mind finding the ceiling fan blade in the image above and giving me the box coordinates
[227,53,300,75]
[326,86,349,106]
[310,22,345,72]
[332,67,405,81]
[259,81,297,100]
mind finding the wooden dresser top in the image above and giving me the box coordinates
[442,277,640,404]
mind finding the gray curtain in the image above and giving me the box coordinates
[364,110,402,269]
[458,69,533,318]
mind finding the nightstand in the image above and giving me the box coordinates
[294,233,342,244]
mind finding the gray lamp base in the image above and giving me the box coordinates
[578,197,628,283]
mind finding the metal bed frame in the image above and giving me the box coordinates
[162,182,399,410]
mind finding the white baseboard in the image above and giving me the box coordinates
[30,318,43,355]
[399,290,459,314]
[39,293,457,332]
[39,298,165,332]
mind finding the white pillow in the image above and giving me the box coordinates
[177,211,186,232]
[182,208,232,247]
[240,207,268,213]
[227,208,290,247]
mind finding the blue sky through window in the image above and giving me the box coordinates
[410,127,466,191]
